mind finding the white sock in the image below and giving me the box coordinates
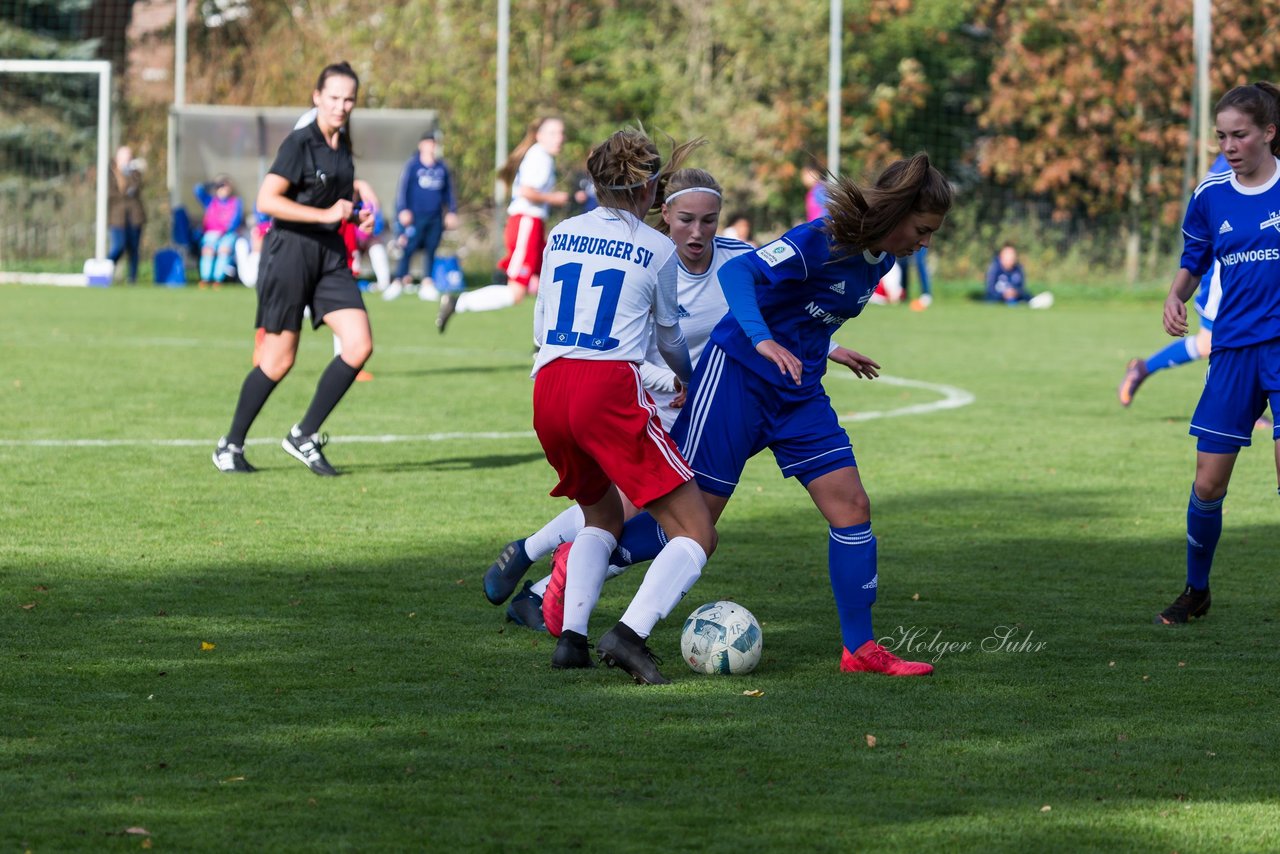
[457,284,516,313]
[560,527,616,637]
[605,564,628,579]
[332,334,342,357]
[525,505,584,561]
[620,536,706,638]
[368,243,391,288]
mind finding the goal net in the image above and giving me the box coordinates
[0,59,111,283]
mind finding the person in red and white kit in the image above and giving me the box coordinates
[436,116,578,332]
[531,128,716,684]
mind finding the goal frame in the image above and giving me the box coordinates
[0,59,112,265]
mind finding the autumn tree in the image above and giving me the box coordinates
[977,0,1280,282]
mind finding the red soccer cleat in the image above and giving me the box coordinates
[840,639,934,677]
[541,542,571,638]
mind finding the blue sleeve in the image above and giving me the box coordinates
[1180,191,1213,277]
[752,230,814,286]
[193,183,212,208]
[719,253,773,346]
[227,197,244,233]
[984,259,1000,299]
[394,158,413,214]
[444,163,457,214]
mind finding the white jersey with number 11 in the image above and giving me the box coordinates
[532,208,679,377]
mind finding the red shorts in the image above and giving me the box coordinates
[533,358,694,507]
[498,214,546,289]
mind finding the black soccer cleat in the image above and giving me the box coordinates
[483,538,534,605]
[212,437,256,473]
[282,426,339,476]
[1155,584,1211,625]
[597,622,671,685]
[551,630,595,670]
[436,292,458,334]
[505,581,548,632]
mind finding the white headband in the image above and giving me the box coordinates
[665,187,722,203]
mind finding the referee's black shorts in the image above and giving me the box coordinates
[255,227,366,332]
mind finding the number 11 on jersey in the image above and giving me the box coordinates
[548,262,624,352]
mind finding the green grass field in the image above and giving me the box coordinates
[3,283,1279,852]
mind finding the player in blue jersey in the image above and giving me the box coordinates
[1154,83,1280,625]
[482,167,754,631]
[547,154,952,675]
[1118,153,1275,430]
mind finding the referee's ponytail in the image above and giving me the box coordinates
[1216,83,1280,155]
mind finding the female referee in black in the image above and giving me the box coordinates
[213,61,373,476]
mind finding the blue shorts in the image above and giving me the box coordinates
[1189,341,1280,452]
[671,345,856,498]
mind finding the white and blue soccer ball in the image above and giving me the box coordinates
[680,600,763,675]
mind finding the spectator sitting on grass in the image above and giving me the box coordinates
[985,242,1052,309]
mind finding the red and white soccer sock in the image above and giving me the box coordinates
[619,536,706,638]
[559,527,616,637]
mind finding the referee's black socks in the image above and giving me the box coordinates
[298,356,361,436]
[227,366,279,446]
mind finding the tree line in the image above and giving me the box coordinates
[9,0,1280,283]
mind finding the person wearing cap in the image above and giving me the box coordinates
[386,130,458,302]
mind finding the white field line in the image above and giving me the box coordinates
[830,373,975,422]
[0,375,972,448]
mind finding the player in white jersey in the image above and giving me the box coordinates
[1154,83,1280,626]
[528,130,716,684]
[482,168,753,633]
[436,117,577,332]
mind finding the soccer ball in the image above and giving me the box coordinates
[680,600,763,675]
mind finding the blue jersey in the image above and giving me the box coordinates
[394,157,456,220]
[709,221,894,397]
[1181,157,1280,350]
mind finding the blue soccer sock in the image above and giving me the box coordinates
[1186,487,1224,591]
[609,511,667,567]
[1146,338,1199,373]
[829,523,877,650]
[199,253,214,281]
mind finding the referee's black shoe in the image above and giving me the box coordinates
[282,426,339,476]
[597,622,671,685]
[212,437,256,473]
[436,292,458,334]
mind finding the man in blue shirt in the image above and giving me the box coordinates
[386,131,458,301]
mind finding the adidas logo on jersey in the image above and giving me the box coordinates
[677,303,691,318]
[1219,220,1233,234]
[830,280,846,294]
[862,574,878,590]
